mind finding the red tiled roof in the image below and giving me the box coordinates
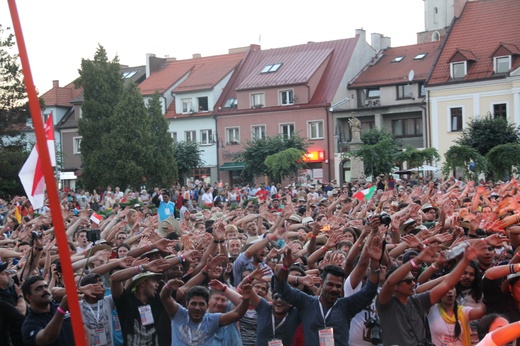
[40,81,83,107]
[349,41,440,88]
[216,37,359,110]
[428,0,520,86]
[139,53,244,95]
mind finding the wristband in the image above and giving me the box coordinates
[281,264,289,271]
[246,276,253,283]
[135,266,140,274]
[296,276,299,285]
[510,264,516,274]
[322,246,329,252]
[267,233,275,242]
[17,295,23,300]
[430,263,438,271]
[166,284,174,290]
[57,307,66,315]
[178,255,184,264]
[139,264,145,273]
[310,234,317,239]
[146,244,151,251]
[204,266,210,272]
[423,239,430,246]
[409,258,419,269]
[222,286,228,293]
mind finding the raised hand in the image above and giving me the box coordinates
[416,243,440,264]
[145,258,171,273]
[165,278,185,291]
[208,279,227,291]
[299,275,322,287]
[81,283,105,299]
[402,234,422,249]
[182,249,201,263]
[241,283,253,300]
[367,235,383,262]
[281,248,297,268]
[249,265,272,281]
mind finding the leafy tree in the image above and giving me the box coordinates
[350,128,400,177]
[397,145,440,169]
[96,82,155,189]
[456,116,520,156]
[172,140,204,182]
[238,133,308,182]
[76,45,124,190]
[485,143,520,179]
[0,25,30,196]
[442,145,487,179]
[264,148,306,182]
[147,93,178,187]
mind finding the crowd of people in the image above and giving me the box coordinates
[1,175,520,346]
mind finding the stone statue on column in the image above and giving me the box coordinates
[348,117,362,142]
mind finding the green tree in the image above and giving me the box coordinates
[442,145,487,179]
[76,45,124,190]
[264,148,307,182]
[238,133,308,182]
[172,140,204,182]
[96,82,155,189]
[350,128,400,177]
[456,116,520,156]
[397,145,440,169]
[485,143,520,179]
[0,25,30,196]
[147,93,178,187]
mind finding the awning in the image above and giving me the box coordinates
[219,162,245,171]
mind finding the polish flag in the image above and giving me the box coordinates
[18,115,56,209]
[90,212,103,225]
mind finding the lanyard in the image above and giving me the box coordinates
[187,315,203,344]
[319,301,337,328]
[85,300,101,324]
[271,313,287,337]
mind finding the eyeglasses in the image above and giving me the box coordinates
[272,293,283,301]
[399,278,415,285]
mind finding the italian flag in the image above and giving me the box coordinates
[353,186,376,201]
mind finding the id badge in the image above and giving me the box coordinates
[94,328,108,345]
[164,208,170,215]
[268,340,283,346]
[138,304,154,326]
[113,314,121,331]
[319,328,335,346]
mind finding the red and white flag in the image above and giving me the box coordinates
[90,213,103,225]
[18,115,56,209]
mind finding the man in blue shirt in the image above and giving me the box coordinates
[275,238,382,346]
[157,191,175,222]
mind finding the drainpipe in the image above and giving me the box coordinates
[213,113,220,182]
[325,106,332,182]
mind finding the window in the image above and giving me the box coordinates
[432,31,440,41]
[252,125,266,140]
[226,127,240,144]
[197,97,209,112]
[122,71,137,79]
[261,63,282,73]
[279,90,294,105]
[392,56,404,63]
[450,107,463,132]
[309,121,324,139]
[200,129,212,145]
[414,53,427,60]
[450,62,466,79]
[361,121,375,132]
[185,130,196,142]
[171,132,178,142]
[493,103,507,119]
[251,93,265,108]
[397,84,413,99]
[224,98,237,108]
[419,83,426,97]
[280,123,295,139]
[494,56,511,73]
[73,137,82,154]
[367,88,380,98]
[392,118,423,137]
[182,98,192,113]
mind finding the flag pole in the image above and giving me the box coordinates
[7,1,86,345]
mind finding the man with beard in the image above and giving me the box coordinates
[275,236,383,346]
[21,276,74,346]
[160,283,252,345]
[476,244,496,273]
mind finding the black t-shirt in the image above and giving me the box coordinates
[113,288,166,346]
[21,303,74,346]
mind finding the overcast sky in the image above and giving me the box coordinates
[1,0,425,94]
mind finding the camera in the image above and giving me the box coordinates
[55,261,62,273]
[365,316,382,345]
[31,231,43,239]
[378,212,391,226]
[86,229,101,243]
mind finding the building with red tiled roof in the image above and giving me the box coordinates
[140,51,246,183]
[214,30,377,185]
[427,0,520,171]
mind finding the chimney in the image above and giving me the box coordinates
[380,36,391,50]
[146,53,156,78]
[192,53,201,59]
[355,28,366,42]
[228,44,261,54]
[53,80,59,88]
[371,33,382,52]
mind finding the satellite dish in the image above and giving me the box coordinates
[408,70,415,82]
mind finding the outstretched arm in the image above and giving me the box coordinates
[219,283,252,326]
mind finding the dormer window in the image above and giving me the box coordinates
[261,63,282,73]
[450,62,466,79]
[494,56,511,73]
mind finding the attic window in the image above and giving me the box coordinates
[414,53,427,60]
[391,56,404,63]
[261,63,282,73]
[494,56,511,73]
[224,98,237,108]
[122,71,137,78]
